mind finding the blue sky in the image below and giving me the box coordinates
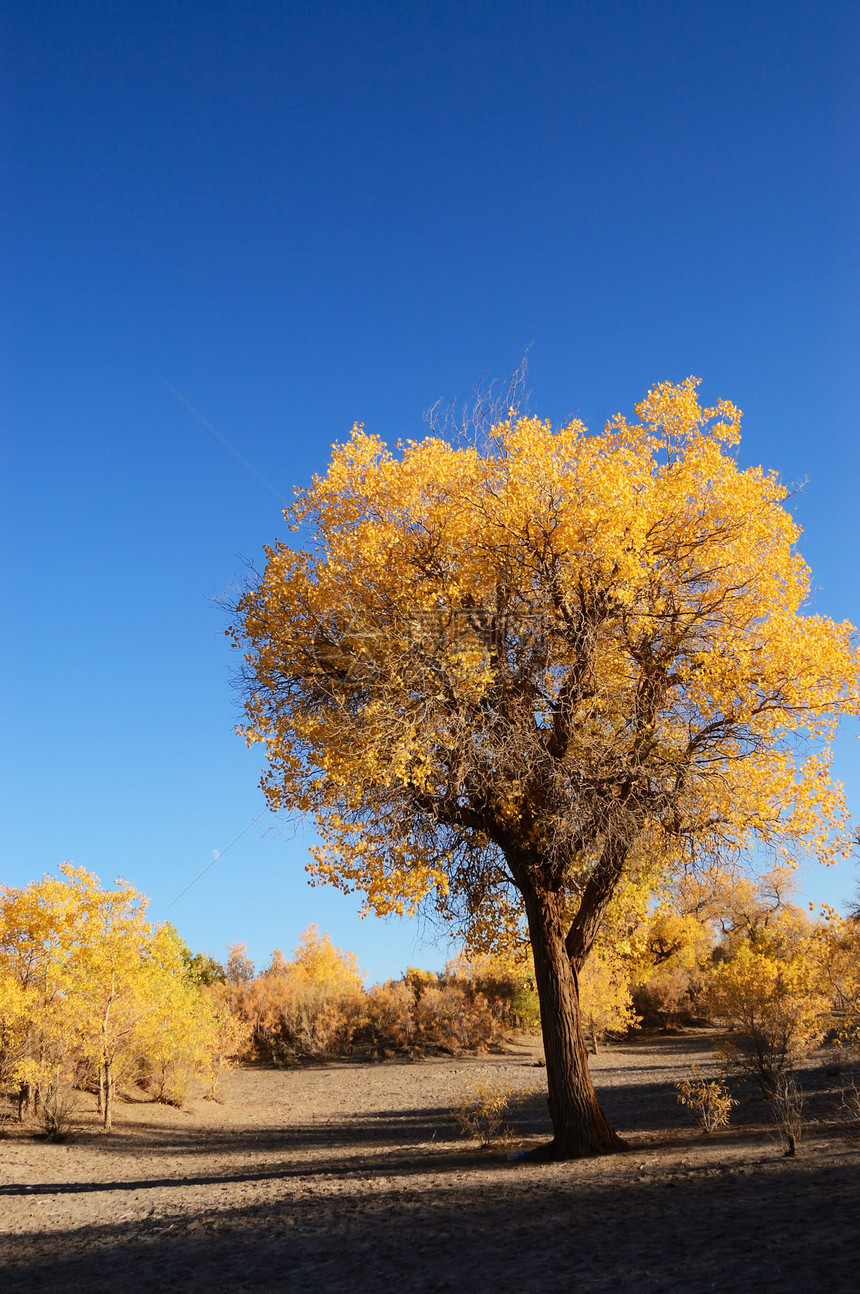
[2,0,858,982]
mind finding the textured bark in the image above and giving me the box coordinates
[522,884,626,1159]
[565,839,627,973]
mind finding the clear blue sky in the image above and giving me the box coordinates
[2,0,858,982]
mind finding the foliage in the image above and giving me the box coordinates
[359,976,506,1057]
[674,1064,736,1133]
[706,940,828,1096]
[225,942,256,986]
[199,987,254,1099]
[412,983,502,1054]
[813,908,860,1046]
[0,867,243,1131]
[184,951,227,987]
[444,951,541,1032]
[232,377,859,1157]
[631,909,714,1018]
[453,1077,527,1145]
[286,924,364,994]
[226,932,512,1063]
[578,946,639,1045]
[225,925,366,1064]
[629,865,814,1025]
[353,980,417,1057]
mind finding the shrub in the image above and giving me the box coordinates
[40,1079,82,1142]
[413,984,502,1054]
[814,911,860,1046]
[632,910,713,1024]
[839,1073,860,1125]
[453,1078,516,1145]
[674,1064,736,1133]
[770,1074,804,1157]
[355,981,417,1056]
[443,952,540,1032]
[354,979,503,1057]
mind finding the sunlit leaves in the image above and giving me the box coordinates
[0,867,240,1128]
[234,378,859,933]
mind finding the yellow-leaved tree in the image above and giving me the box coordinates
[232,378,859,1158]
[0,867,240,1132]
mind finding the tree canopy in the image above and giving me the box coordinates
[233,378,859,1157]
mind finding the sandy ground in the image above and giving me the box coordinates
[1,1031,858,1293]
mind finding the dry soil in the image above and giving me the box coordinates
[1,1031,858,1292]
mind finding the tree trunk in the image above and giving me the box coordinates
[522,884,626,1159]
[97,1063,104,1116]
[103,1057,113,1131]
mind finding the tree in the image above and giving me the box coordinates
[0,867,230,1131]
[232,378,859,1158]
[0,868,91,1122]
[706,937,828,1097]
[68,871,162,1130]
[814,906,860,1046]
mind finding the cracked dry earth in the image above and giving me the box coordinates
[1,1032,859,1293]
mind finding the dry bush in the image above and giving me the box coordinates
[296,995,359,1059]
[236,973,363,1064]
[840,1072,860,1125]
[138,1060,194,1108]
[41,1081,82,1141]
[674,1064,736,1133]
[443,953,541,1032]
[403,967,438,999]
[354,979,504,1058]
[221,937,545,1067]
[453,1078,516,1145]
[353,981,416,1057]
[227,927,367,1064]
[632,965,701,1025]
[770,1074,805,1157]
[413,984,502,1054]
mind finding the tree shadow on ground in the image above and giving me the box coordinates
[2,1152,858,1294]
[3,1046,851,1193]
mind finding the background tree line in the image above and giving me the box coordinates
[3,861,858,1139]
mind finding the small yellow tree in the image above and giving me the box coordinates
[287,925,364,994]
[706,938,828,1095]
[631,908,714,1019]
[0,868,92,1124]
[0,867,230,1130]
[68,871,163,1129]
[813,908,860,1046]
